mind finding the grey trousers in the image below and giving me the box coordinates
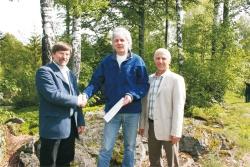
[148,120,179,167]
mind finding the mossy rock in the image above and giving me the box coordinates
[0,126,7,163]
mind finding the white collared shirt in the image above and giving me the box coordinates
[53,62,74,116]
[53,61,70,84]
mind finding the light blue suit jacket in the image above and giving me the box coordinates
[36,63,85,139]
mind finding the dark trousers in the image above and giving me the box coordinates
[40,117,77,167]
[148,120,179,167]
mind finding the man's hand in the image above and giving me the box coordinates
[123,94,132,106]
[78,126,85,134]
[77,94,88,107]
[170,135,180,144]
[138,128,144,136]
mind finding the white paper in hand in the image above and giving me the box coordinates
[104,98,124,123]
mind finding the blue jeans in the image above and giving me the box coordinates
[97,113,140,167]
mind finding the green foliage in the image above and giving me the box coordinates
[14,106,39,135]
[0,34,41,107]
[184,4,213,56]
[0,106,38,135]
[188,105,221,121]
[182,56,229,110]
[70,0,109,17]
[0,108,16,124]
[0,79,20,104]
[223,48,249,95]
[237,16,250,53]
[179,0,249,109]
[83,105,104,113]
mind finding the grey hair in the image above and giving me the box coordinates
[154,48,171,62]
[111,27,132,50]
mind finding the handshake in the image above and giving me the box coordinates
[77,93,88,107]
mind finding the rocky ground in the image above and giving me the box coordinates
[0,110,250,167]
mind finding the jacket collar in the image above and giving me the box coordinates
[152,69,171,78]
[152,69,172,95]
[48,63,69,85]
[111,50,133,61]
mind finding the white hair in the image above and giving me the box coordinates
[154,48,171,62]
[111,27,132,50]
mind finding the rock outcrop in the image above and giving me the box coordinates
[1,111,245,167]
[0,126,6,165]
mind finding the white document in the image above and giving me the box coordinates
[104,98,124,123]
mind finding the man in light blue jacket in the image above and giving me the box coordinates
[36,42,85,167]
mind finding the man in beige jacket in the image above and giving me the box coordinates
[139,48,186,167]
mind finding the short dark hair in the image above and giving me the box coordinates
[51,42,72,54]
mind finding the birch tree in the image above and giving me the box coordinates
[40,0,56,65]
[221,0,230,53]
[138,0,145,57]
[176,0,184,71]
[71,0,82,80]
[211,0,222,57]
[164,0,170,48]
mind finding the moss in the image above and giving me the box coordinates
[199,153,225,167]
[83,105,104,113]
[0,107,38,135]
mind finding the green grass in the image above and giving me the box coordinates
[222,92,250,157]
[200,153,225,167]
[189,91,250,163]
[0,105,104,135]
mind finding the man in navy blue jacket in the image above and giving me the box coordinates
[36,42,85,167]
[82,27,149,167]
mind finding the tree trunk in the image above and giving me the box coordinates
[176,0,184,72]
[40,0,55,65]
[222,0,229,27]
[222,0,229,53]
[138,0,145,58]
[165,0,169,48]
[211,0,221,57]
[71,16,82,81]
[65,0,71,42]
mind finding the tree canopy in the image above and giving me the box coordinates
[0,0,249,109]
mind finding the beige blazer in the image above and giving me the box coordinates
[139,70,186,141]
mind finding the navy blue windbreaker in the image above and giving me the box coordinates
[83,52,149,113]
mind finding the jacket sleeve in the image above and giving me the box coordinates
[128,57,149,100]
[71,73,85,127]
[77,107,85,126]
[171,76,186,137]
[36,66,78,107]
[83,61,105,98]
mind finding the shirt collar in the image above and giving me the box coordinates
[153,69,171,78]
[53,61,69,72]
[111,50,133,60]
